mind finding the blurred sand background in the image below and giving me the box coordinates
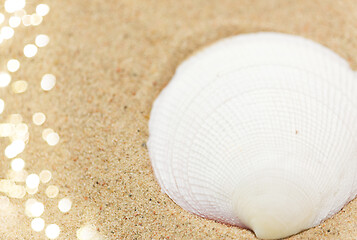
[1,0,357,239]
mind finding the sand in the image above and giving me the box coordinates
[1,0,357,239]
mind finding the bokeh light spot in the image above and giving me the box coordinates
[42,128,54,140]
[35,34,50,47]
[45,224,60,239]
[25,198,37,210]
[46,132,59,146]
[26,186,38,195]
[11,158,25,171]
[0,99,4,114]
[32,112,46,125]
[0,196,10,210]
[77,224,104,240]
[9,16,21,28]
[26,199,44,217]
[15,9,26,18]
[12,80,28,93]
[0,72,11,87]
[5,139,25,158]
[31,218,45,232]
[26,174,40,189]
[0,13,4,24]
[4,0,26,13]
[7,59,20,72]
[24,44,38,58]
[36,4,50,16]
[45,185,59,198]
[0,123,13,137]
[7,169,28,182]
[30,13,42,26]
[58,198,72,213]
[8,184,26,198]
[9,113,23,123]
[11,123,28,142]
[1,26,14,39]
[9,113,22,123]
[41,74,56,91]
[22,14,31,26]
[39,170,52,183]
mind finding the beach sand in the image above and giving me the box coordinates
[1,0,357,239]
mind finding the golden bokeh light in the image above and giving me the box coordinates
[12,80,28,93]
[0,72,11,87]
[42,128,54,140]
[35,34,49,47]
[0,2,70,238]
[9,16,21,28]
[15,9,26,18]
[0,13,4,24]
[25,198,37,210]
[39,170,52,183]
[31,201,44,217]
[36,4,50,17]
[22,14,31,26]
[1,26,14,39]
[9,113,23,123]
[0,179,15,193]
[32,112,46,125]
[11,158,25,171]
[25,199,44,217]
[0,99,4,114]
[26,186,38,195]
[9,123,29,143]
[26,173,40,189]
[7,59,20,72]
[30,13,42,26]
[41,73,56,91]
[7,169,28,182]
[0,123,13,137]
[14,123,28,135]
[0,196,10,210]
[24,44,38,58]
[5,139,25,158]
[7,184,25,198]
[46,132,60,146]
[77,224,104,240]
[45,185,59,198]
[4,0,26,13]
[58,198,72,213]
[45,224,60,239]
[31,217,45,232]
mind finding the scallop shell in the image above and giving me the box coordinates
[147,32,357,239]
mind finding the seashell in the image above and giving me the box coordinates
[147,32,357,239]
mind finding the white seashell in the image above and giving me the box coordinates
[147,32,357,239]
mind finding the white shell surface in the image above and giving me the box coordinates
[147,32,357,239]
